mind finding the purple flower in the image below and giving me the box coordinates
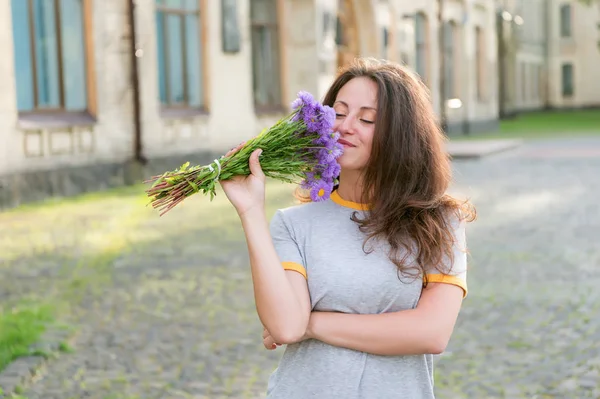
[325,133,342,150]
[310,179,334,202]
[301,106,319,130]
[288,91,342,196]
[321,106,336,130]
[318,145,343,164]
[327,131,341,142]
[298,91,315,105]
[307,105,335,135]
[291,98,303,111]
[300,171,322,189]
[290,91,319,125]
[322,161,341,179]
[317,148,335,164]
[332,141,344,157]
[312,135,328,146]
[291,91,315,110]
[300,179,313,190]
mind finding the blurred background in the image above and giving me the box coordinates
[0,1,599,399]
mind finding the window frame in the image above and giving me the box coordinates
[155,0,206,111]
[559,4,572,38]
[250,0,286,113]
[414,12,429,86]
[561,63,574,97]
[442,20,457,100]
[520,62,527,103]
[13,0,95,117]
[475,25,485,101]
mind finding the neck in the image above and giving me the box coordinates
[336,169,366,203]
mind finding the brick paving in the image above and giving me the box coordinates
[1,136,599,399]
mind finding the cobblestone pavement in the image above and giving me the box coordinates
[1,136,599,399]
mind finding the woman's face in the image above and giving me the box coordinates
[332,77,378,173]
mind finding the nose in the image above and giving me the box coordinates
[336,114,356,135]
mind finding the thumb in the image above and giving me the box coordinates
[249,149,265,180]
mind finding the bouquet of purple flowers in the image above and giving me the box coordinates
[145,91,343,216]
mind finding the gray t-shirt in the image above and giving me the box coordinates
[266,190,468,399]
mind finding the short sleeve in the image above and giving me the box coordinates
[269,210,307,279]
[424,214,468,298]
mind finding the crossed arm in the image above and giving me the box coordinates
[263,277,465,356]
[241,199,466,356]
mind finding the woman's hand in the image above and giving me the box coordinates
[219,142,266,217]
[263,327,282,350]
[262,316,314,350]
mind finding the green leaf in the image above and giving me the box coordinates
[186,178,199,193]
[149,173,168,189]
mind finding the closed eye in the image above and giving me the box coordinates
[335,113,346,118]
[361,119,374,124]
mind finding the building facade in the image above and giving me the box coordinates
[0,0,321,207]
[315,0,500,134]
[497,0,600,116]
[546,0,600,109]
[0,0,598,208]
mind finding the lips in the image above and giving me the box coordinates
[338,139,356,148]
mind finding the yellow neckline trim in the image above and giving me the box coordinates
[330,190,371,211]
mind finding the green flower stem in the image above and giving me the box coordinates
[145,112,323,216]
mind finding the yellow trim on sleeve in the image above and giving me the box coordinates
[282,262,307,279]
[425,273,468,298]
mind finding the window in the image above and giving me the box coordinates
[537,65,543,101]
[560,4,571,38]
[381,27,389,58]
[475,26,485,101]
[562,63,574,97]
[530,64,539,101]
[442,21,456,99]
[11,0,88,113]
[250,0,282,109]
[335,15,345,46]
[155,0,203,108]
[520,62,527,103]
[415,12,428,85]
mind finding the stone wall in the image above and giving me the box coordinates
[0,151,218,210]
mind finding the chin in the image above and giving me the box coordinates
[337,156,365,172]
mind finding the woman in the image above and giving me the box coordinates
[220,58,476,398]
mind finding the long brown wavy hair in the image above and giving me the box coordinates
[296,58,476,283]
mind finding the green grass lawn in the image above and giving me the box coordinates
[454,109,600,141]
[0,302,54,372]
[0,179,298,381]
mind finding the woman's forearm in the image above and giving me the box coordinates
[240,209,309,343]
[307,310,447,356]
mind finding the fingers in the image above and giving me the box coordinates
[263,335,281,350]
[224,141,246,158]
[248,149,265,180]
[262,328,281,350]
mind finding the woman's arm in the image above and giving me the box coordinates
[220,146,310,345]
[306,283,464,356]
[240,210,311,344]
